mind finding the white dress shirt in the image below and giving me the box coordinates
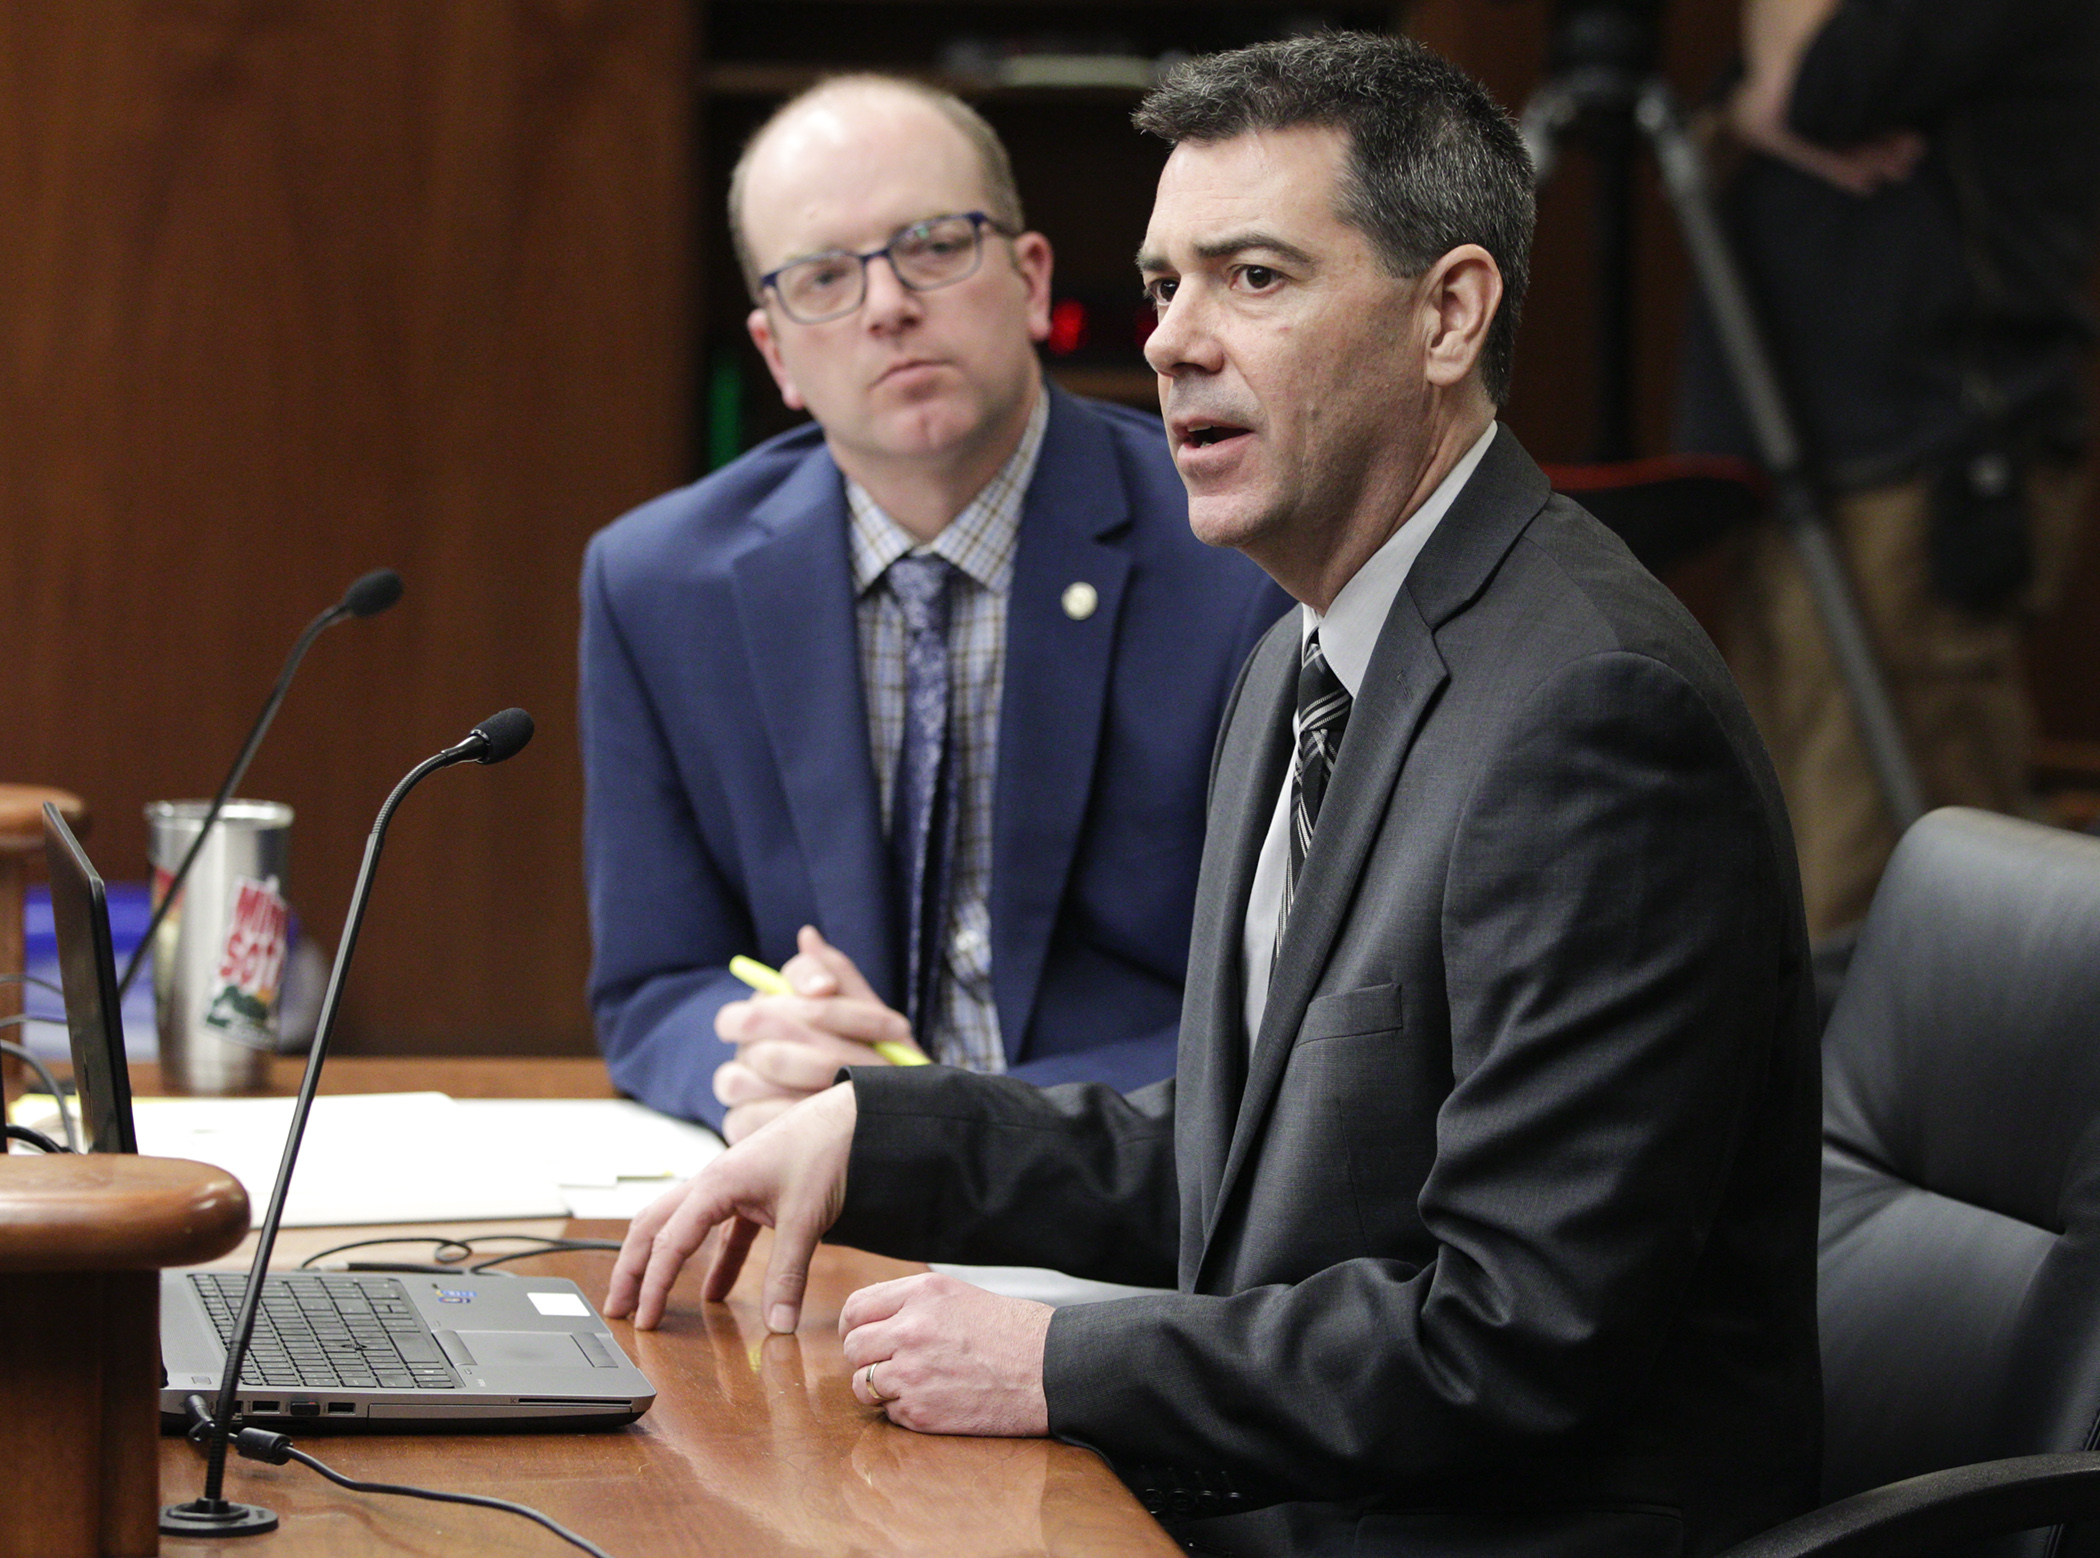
[1240,422,1499,1053]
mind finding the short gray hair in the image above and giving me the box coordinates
[1134,33,1533,404]
[728,75,1025,299]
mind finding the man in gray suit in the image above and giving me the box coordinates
[609,33,1821,1557]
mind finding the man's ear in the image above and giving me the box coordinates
[747,305,805,411]
[1419,245,1502,391]
[1012,231,1055,345]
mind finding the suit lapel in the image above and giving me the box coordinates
[1178,614,1297,1273]
[988,389,1133,1063]
[1196,596,1447,1266]
[1196,426,1551,1273]
[728,446,899,1004]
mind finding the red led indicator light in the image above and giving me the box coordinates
[1047,298,1089,356]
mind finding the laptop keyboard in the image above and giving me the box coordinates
[191,1272,461,1392]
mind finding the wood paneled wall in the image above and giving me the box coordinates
[0,2,690,1055]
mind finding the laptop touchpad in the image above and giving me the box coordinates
[455,1330,599,1368]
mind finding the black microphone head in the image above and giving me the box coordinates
[340,568,403,618]
[469,708,534,765]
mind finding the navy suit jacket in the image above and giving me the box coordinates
[580,386,1288,1127]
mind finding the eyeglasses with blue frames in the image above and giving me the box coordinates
[759,211,1018,324]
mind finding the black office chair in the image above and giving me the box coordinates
[1720,809,2100,1557]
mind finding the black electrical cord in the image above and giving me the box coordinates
[180,1397,617,1558]
[296,1235,476,1270]
[293,1233,624,1273]
[0,1035,80,1151]
[467,1240,622,1273]
[278,1447,618,1558]
[5,1123,68,1154]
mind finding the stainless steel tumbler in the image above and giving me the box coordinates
[144,799,293,1093]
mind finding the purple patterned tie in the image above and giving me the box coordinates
[886,555,956,1037]
[1274,629,1351,968]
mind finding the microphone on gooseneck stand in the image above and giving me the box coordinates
[118,568,406,998]
[160,708,534,1540]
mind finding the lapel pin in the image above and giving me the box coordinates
[1061,581,1098,621]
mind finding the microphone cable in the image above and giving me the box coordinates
[2,974,82,1150]
[0,1027,80,1151]
[180,1398,617,1558]
[290,1232,624,1274]
[4,1122,68,1154]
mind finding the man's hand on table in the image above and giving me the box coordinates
[606,1079,856,1333]
[713,926,927,1143]
[607,1052,1057,1443]
[842,1273,1053,1436]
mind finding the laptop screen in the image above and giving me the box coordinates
[41,802,138,1153]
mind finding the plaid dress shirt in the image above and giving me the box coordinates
[844,388,1048,1071]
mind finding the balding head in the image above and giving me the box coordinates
[729,72,1053,540]
[729,76,1024,297]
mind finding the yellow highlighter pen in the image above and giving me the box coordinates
[727,955,929,1068]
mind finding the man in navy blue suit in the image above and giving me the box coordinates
[581,75,1284,1138]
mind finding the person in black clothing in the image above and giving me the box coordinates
[1680,0,2100,935]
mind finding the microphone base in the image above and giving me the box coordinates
[160,1497,279,1537]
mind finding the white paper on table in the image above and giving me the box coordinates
[930,1264,1174,1307]
[131,1092,570,1228]
[451,1099,724,1221]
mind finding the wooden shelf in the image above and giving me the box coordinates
[2034,739,2100,835]
[2033,738,2100,785]
[704,62,1152,102]
[1047,364,1157,406]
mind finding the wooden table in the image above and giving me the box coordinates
[144,1057,1177,1557]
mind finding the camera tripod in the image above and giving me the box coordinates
[1519,0,1926,831]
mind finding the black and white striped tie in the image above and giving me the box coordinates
[1274,629,1351,964]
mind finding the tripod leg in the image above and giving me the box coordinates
[1637,80,1927,833]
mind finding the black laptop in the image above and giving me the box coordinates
[41,804,655,1430]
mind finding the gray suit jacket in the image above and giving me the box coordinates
[836,430,1822,1557]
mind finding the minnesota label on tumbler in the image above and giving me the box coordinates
[203,875,290,1041]
[145,799,293,1093]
